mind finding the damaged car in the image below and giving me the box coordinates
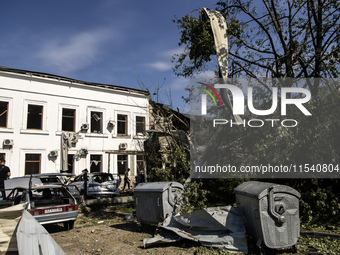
[71,172,121,198]
[3,176,79,230]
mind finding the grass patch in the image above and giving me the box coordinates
[302,223,340,234]
[298,236,340,254]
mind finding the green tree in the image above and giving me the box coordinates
[173,0,340,94]
[173,0,340,223]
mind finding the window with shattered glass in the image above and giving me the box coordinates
[91,111,102,133]
[27,104,43,130]
[90,154,102,173]
[136,116,145,135]
[117,114,128,135]
[0,101,8,128]
[25,153,41,175]
[62,108,76,132]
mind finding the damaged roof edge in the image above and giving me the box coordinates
[0,66,150,96]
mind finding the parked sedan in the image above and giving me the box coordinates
[3,176,79,230]
[71,172,121,198]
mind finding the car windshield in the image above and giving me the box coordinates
[92,174,113,183]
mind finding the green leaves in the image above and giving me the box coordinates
[173,0,340,80]
[180,181,208,213]
[172,14,215,77]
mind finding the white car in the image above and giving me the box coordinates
[3,176,79,230]
[71,172,121,198]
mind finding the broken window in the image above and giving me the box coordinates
[117,155,128,175]
[27,104,43,130]
[136,116,145,135]
[67,154,74,174]
[137,155,145,173]
[91,111,102,133]
[90,155,102,173]
[0,101,8,128]
[62,108,75,132]
[25,154,41,175]
[117,114,128,135]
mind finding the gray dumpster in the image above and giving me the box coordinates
[134,182,183,226]
[234,181,301,249]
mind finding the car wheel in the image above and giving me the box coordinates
[64,220,75,230]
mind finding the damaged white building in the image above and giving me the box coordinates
[0,66,149,178]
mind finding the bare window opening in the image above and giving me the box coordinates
[136,116,145,135]
[0,101,8,128]
[25,154,41,175]
[137,155,145,173]
[27,105,43,130]
[117,114,127,135]
[91,111,102,133]
[0,153,5,161]
[62,108,75,132]
[67,154,74,174]
[90,155,102,173]
[117,155,128,175]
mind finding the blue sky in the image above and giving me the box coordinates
[0,1,217,113]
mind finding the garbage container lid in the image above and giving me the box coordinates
[234,181,301,199]
[134,182,184,193]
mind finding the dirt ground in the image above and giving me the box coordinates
[2,200,339,254]
[48,220,201,255]
[47,202,204,255]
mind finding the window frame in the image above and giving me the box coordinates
[90,111,103,134]
[62,108,76,132]
[58,104,79,133]
[24,153,41,175]
[117,114,128,136]
[135,116,146,135]
[0,101,9,128]
[136,155,145,173]
[90,154,103,173]
[117,154,128,175]
[26,104,44,130]
[22,100,47,133]
[66,154,75,174]
[0,97,13,131]
[86,107,106,137]
[0,153,5,161]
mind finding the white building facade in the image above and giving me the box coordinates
[0,67,149,178]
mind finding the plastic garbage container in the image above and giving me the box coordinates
[234,181,301,250]
[134,182,183,227]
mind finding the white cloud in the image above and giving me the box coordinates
[168,76,189,91]
[36,28,115,73]
[161,47,185,58]
[194,70,216,79]
[144,47,185,72]
[145,61,172,71]
[166,70,217,92]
